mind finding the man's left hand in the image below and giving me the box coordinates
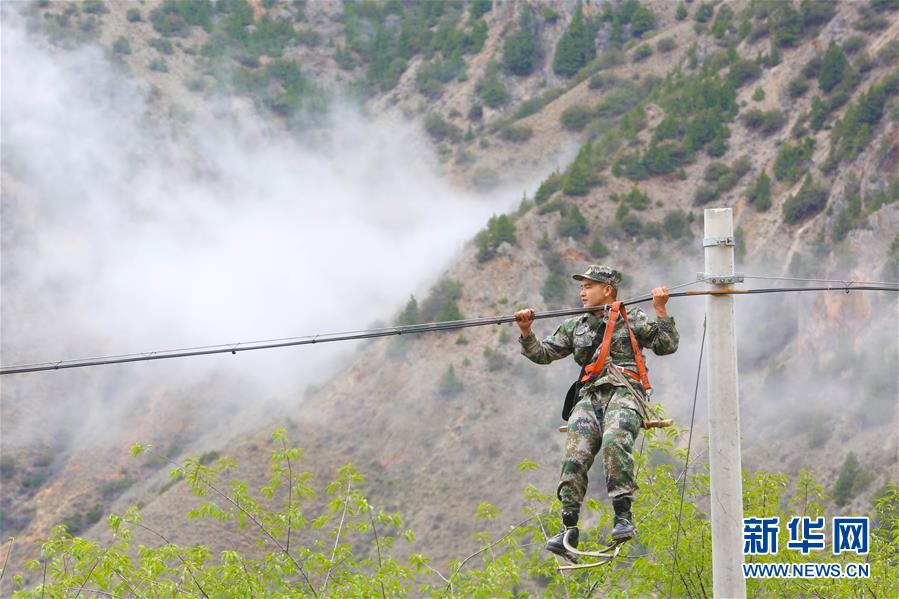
[652,286,669,318]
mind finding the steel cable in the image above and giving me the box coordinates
[2,282,897,375]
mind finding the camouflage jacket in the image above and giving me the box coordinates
[519,306,679,411]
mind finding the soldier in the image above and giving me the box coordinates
[514,265,678,561]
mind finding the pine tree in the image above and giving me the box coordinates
[630,5,656,37]
[833,452,860,506]
[562,141,593,195]
[747,171,772,211]
[395,295,421,326]
[502,6,539,76]
[552,2,595,77]
[558,205,589,238]
[818,42,849,93]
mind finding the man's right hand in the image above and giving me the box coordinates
[514,308,535,338]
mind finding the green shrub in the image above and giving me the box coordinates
[830,72,898,165]
[541,6,560,22]
[746,171,772,211]
[422,279,464,322]
[469,0,492,19]
[788,76,809,97]
[472,167,499,191]
[695,184,720,205]
[618,212,643,237]
[657,37,677,53]
[783,175,828,224]
[112,36,131,55]
[843,34,867,55]
[594,83,645,118]
[727,58,761,87]
[832,185,862,242]
[589,237,609,258]
[694,3,713,23]
[483,346,509,372]
[632,44,653,62]
[630,5,656,37]
[477,64,509,108]
[251,15,297,57]
[101,476,136,498]
[83,0,108,15]
[424,113,461,142]
[557,205,589,238]
[126,7,142,22]
[438,365,464,397]
[624,187,651,210]
[150,0,212,37]
[541,272,568,304]
[416,57,465,98]
[773,138,814,183]
[475,215,517,262]
[662,209,690,239]
[148,57,169,72]
[0,455,15,478]
[855,7,889,32]
[499,125,532,143]
[23,469,49,489]
[742,109,786,134]
[770,2,803,47]
[149,38,174,55]
[560,105,593,132]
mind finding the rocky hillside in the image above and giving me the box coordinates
[2,0,898,585]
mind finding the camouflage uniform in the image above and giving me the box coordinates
[519,270,679,517]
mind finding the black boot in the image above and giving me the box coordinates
[545,511,579,563]
[611,497,636,541]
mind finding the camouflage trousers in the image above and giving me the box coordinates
[558,385,642,515]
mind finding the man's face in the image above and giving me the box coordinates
[579,281,615,307]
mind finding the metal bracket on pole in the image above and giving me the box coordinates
[703,235,735,247]
[697,272,745,285]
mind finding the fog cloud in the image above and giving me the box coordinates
[0,15,530,447]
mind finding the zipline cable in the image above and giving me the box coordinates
[1,283,897,376]
[742,274,899,287]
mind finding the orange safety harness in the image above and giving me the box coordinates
[580,302,649,389]
[578,301,671,429]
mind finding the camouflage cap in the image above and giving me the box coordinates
[572,265,622,287]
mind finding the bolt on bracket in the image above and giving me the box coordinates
[702,235,735,247]
[697,272,745,285]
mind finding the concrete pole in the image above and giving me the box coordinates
[703,208,746,598]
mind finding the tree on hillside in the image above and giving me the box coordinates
[562,141,594,196]
[630,5,656,37]
[395,295,421,326]
[552,2,595,77]
[747,171,772,211]
[502,6,540,76]
[818,42,849,93]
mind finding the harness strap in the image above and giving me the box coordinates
[581,302,620,383]
[580,302,652,393]
[619,305,652,393]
